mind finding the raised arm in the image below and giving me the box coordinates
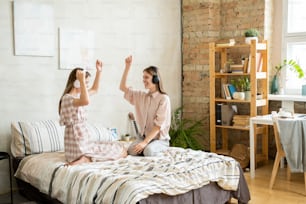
[88,59,103,95]
[119,55,132,93]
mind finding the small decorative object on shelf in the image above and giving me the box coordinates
[233,92,245,100]
[122,134,131,141]
[221,58,234,73]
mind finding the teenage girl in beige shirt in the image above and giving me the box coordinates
[120,55,171,156]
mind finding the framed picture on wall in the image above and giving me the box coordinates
[59,28,95,70]
[13,0,55,56]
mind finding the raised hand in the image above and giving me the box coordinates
[125,55,132,67]
[96,59,103,72]
[76,70,85,82]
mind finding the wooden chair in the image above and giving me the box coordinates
[270,118,306,194]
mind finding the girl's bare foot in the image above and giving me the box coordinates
[67,156,91,166]
[122,149,128,158]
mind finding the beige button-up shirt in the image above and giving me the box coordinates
[124,87,171,141]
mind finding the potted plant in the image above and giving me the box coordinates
[244,28,259,44]
[231,77,250,100]
[169,107,203,150]
[271,59,304,94]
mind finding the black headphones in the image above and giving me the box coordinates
[151,66,160,84]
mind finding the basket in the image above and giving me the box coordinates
[230,144,250,169]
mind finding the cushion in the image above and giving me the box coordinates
[87,123,117,142]
[11,120,118,157]
[11,120,65,157]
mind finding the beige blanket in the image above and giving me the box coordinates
[15,147,240,204]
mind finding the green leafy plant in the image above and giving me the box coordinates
[169,107,203,150]
[244,28,259,37]
[231,77,250,92]
[274,59,304,78]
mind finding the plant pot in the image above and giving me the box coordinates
[245,36,258,44]
[244,91,251,101]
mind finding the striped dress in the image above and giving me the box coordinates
[59,94,126,163]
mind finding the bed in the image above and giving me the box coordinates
[11,120,251,204]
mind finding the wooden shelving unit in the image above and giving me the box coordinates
[209,40,269,165]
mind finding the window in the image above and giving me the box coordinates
[283,0,306,94]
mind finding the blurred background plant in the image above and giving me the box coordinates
[169,107,203,150]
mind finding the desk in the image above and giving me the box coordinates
[249,115,273,178]
[250,114,306,178]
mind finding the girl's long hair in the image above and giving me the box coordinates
[58,68,91,114]
[143,66,167,95]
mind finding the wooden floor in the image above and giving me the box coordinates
[231,161,306,204]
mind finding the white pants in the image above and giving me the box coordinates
[128,138,169,156]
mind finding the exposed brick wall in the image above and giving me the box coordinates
[182,0,267,151]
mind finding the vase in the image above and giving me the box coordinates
[302,85,306,96]
[271,75,279,94]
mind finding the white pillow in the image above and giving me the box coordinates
[87,123,117,142]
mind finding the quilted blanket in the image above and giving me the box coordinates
[15,147,240,204]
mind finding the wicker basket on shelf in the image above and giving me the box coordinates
[230,144,250,169]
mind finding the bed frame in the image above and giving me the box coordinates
[13,156,250,204]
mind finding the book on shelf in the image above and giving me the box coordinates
[216,103,222,125]
[223,84,232,99]
[243,58,249,73]
[233,122,249,127]
[227,84,236,98]
[247,54,251,73]
[221,82,225,99]
[247,53,263,73]
[256,53,263,72]
[232,115,250,127]
[230,64,244,73]
[233,115,250,119]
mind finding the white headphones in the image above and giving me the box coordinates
[73,80,80,88]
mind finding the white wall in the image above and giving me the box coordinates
[271,0,283,75]
[0,0,181,193]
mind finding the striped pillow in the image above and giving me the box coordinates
[11,120,64,157]
[10,120,118,157]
